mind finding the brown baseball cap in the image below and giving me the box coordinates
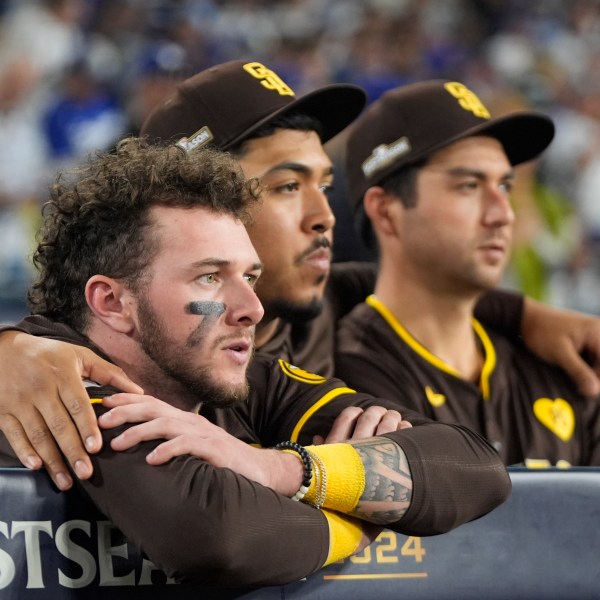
[346,80,555,211]
[140,59,367,151]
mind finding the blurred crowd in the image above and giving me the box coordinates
[2,0,600,321]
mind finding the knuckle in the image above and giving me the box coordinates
[44,455,66,472]
[109,406,123,419]
[62,439,87,460]
[47,414,71,435]
[2,423,28,448]
[29,427,52,447]
[154,418,170,435]
[364,405,386,417]
[0,414,17,433]
[63,451,84,466]
[65,399,86,417]
[340,406,363,420]
[151,407,164,419]
[115,428,134,445]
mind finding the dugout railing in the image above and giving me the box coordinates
[1,467,599,599]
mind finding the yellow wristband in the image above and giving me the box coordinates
[304,443,365,513]
[322,509,363,565]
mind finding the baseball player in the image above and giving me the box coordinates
[336,80,600,466]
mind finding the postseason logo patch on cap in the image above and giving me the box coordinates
[362,136,412,178]
[174,62,297,155]
[175,126,214,154]
[360,82,492,179]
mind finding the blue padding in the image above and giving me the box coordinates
[1,467,599,599]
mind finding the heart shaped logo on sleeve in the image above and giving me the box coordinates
[533,398,575,442]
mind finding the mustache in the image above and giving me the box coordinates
[187,329,255,350]
[213,332,255,347]
[295,236,332,264]
[480,231,511,245]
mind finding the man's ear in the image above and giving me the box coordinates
[363,187,399,238]
[85,275,135,334]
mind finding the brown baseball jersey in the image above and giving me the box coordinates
[258,261,524,377]
[0,314,510,586]
[336,295,600,467]
[257,261,377,376]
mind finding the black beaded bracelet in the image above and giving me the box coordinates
[274,441,313,501]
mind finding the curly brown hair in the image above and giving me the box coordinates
[28,137,260,332]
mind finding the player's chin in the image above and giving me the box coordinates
[310,269,329,287]
[218,353,251,378]
[209,374,250,408]
[300,272,329,301]
[475,272,504,291]
[295,261,330,290]
[272,295,324,323]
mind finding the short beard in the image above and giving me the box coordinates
[265,297,323,324]
[146,359,249,410]
[137,296,249,410]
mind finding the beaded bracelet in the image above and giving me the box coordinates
[274,441,313,501]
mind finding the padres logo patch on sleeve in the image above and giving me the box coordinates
[278,359,327,384]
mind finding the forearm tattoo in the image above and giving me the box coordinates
[350,438,413,524]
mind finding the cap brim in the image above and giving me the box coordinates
[425,111,555,167]
[472,112,555,166]
[223,84,367,149]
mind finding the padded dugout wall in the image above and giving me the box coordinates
[1,467,599,599]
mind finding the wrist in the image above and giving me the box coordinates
[322,509,364,565]
[304,443,365,513]
[270,446,308,498]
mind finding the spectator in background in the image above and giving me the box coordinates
[2,0,600,316]
[43,58,127,166]
[0,0,87,316]
[124,40,191,135]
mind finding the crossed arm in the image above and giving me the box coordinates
[100,392,415,525]
[92,387,508,536]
